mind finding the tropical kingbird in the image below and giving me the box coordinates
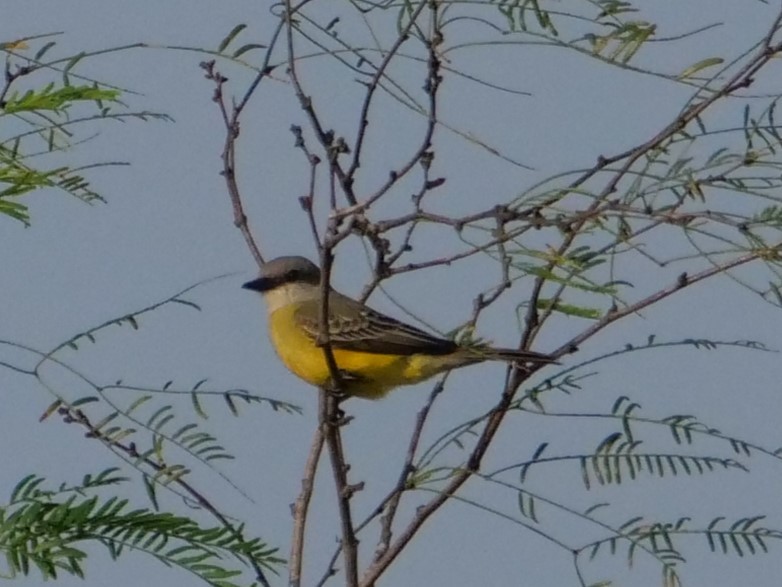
[243,256,555,399]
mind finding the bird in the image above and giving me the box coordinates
[242,256,556,399]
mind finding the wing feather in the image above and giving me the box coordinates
[294,295,457,356]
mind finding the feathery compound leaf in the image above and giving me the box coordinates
[11,475,46,502]
[585,429,745,488]
[82,468,127,489]
[3,85,120,114]
[661,414,720,445]
[0,478,281,583]
[703,516,782,557]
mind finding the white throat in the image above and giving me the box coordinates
[261,282,321,314]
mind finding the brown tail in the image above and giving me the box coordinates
[459,345,558,366]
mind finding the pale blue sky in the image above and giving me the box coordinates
[3,2,782,586]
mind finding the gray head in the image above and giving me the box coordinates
[242,256,321,293]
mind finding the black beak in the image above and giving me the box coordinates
[242,277,271,292]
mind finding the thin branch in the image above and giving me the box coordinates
[202,59,265,266]
[557,248,771,357]
[289,427,324,587]
[375,377,446,561]
[320,390,361,587]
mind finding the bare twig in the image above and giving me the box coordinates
[558,249,773,356]
[375,377,446,560]
[289,427,325,587]
[202,59,265,267]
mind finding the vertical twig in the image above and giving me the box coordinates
[289,427,324,587]
[316,244,361,587]
[320,389,361,587]
[285,4,362,573]
[374,377,445,560]
[202,59,265,267]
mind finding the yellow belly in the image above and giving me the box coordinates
[267,305,449,399]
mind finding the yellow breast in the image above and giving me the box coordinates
[266,305,450,399]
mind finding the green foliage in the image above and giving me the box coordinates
[0,472,282,585]
[4,3,782,585]
[2,83,120,114]
[0,148,67,223]
[706,516,779,556]
[495,0,557,34]
[216,23,268,58]
[583,514,782,584]
[0,254,294,586]
[523,336,770,409]
[20,279,300,516]
[534,297,602,319]
[581,432,746,489]
[0,36,170,225]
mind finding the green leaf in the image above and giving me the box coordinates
[534,298,602,319]
[218,24,247,53]
[676,57,724,80]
